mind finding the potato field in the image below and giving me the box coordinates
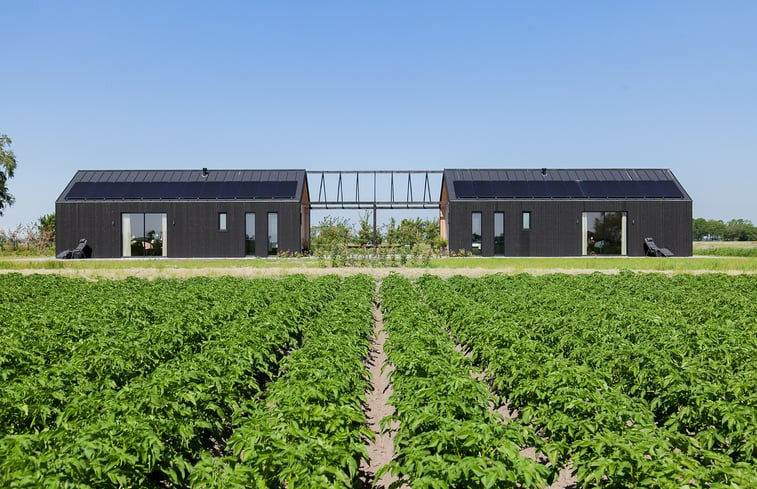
[0,272,754,488]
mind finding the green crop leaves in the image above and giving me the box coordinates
[380,274,555,488]
[417,273,757,488]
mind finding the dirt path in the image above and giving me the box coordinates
[361,288,402,488]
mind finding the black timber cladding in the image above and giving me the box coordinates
[56,169,307,258]
[442,168,692,257]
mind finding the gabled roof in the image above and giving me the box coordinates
[57,169,307,202]
[442,168,691,201]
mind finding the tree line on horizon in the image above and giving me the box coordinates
[692,218,757,241]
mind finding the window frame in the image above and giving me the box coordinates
[267,212,278,255]
[245,212,256,255]
[522,211,531,231]
[471,211,482,255]
[494,211,505,255]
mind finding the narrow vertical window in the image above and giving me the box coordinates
[522,211,531,230]
[268,212,278,255]
[494,212,504,255]
[218,212,227,231]
[245,213,256,255]
[471,212,482,255]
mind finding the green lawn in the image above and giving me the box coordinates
[1,255,756,273]
[428,256,757,272]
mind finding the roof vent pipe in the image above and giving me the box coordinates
[541,168,547,176]
[202,167,208,178]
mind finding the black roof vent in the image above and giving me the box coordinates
[202,167,208,178]
[541,168,547,176]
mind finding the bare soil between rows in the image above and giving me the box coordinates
[361,296,404,488]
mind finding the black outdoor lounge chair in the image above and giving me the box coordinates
[644,237,674,257]
[57,239,91,259]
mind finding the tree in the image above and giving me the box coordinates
[384,217,439,247]
[692,218,727,240]
[724,219,757,241]
[310,215,353,250]
[0,134,18,216]
[356,211,381,246]
[38,213,56,248]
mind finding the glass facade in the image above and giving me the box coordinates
[268,212,278,255]
[494,212,504,255]
[122,213,167,257]
[471,212,482,255]
[245,213,256,255]
[584,211,626,255]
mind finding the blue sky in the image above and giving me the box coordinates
[2,1,756,229]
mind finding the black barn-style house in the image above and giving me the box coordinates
[56,167,691,258]
[439,168,692,257]
[56,169,310,258]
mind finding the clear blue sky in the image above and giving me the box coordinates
[2,0,756,230]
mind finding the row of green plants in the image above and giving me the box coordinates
[0,274,341,487]
[378,274,555,488]
[190,274,376,488]
[445,273,757,463]
[0,275,281,434]
[416,273,756,488]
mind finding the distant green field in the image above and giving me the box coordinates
[693,241,757,257]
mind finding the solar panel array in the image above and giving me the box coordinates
[64,181,299,200]
[453,180,684,199]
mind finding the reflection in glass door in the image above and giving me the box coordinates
[268,212,278,255]
[582,212,627,255]
[494,212,504,255]
[122,213,167,257]
[245,213,256,255]
[471,212,482,255]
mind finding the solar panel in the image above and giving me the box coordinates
[528,181,554,198]
[275,181,298,198]
[509,181,534,198]
[64,180,301,200]
[491,181,511,198]
[453,181,476,198]
[580,181,609,198]
[472,181,494,198]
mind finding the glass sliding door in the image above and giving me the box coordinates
[267,212,278,255]
[471,212,482,255]
[122,213,167,257]
[494,212,504,255]
[582,211,626,255]
[245,213,256,255]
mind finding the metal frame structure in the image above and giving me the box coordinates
[307,170,444,247]
[308,170,442,209]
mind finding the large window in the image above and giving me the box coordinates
[245,213,256,255]
[122,213,167,257]
[471,212,482,255]
[268,212,278,255]
[583,211,627,255]
[494,212,504,255]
